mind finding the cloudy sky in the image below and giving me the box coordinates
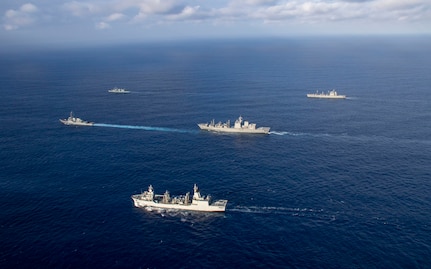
[2,0,431,46]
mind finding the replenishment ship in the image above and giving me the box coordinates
[307,89,346,99]
[108,87,130,94]
[132,184,228,212]
[59,112,94,126]
[198,116,270,134]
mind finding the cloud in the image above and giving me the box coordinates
[95,13,124,30]
[95,21,110,29]
[128,0,188,23]
[138,0,183,15]
[234,0,278,7]
[167,6,202,21]
[244,0,431,24]
[106,13,125,22]
[3,3,39,30]
[369,0,429,21]
[246,1,353,22]
[63,1,101,17]
[21,3,39,13]
[2,0,431,35]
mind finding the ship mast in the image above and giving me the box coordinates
[193,184,202,200]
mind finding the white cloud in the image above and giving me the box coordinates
[115,0,182,15]
[95,21,110,29]
[63,1,101,17]
[139,0,181,14]
[94,0,185,24]
[248,1,355,22]
[2,0,431,36]
[372,0,423,11]
[5,9,18,19]
[21,3,38,13]
[167,6,201,21]
[95,12,124,31]
[369,0,429,21]
[230,0,278,6]
[106,13,125,22]
[3,3,39,30]
[244,0,430,24]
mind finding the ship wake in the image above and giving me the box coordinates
[93,123,197,134]
[269,131,309,136]
[230,206,339,221]
[270,130,431,145]
[231,205,323,214]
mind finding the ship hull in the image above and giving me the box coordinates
[59,119,94,126]
[307,94,346,99]
[108,87,130,93]
[131,195,227,212]
[198,124,270,134]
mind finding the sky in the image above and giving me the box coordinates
[1,0,431,47]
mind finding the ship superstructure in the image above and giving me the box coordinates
[59,112,94,126]
[108,87,130,94]
[198,116,270,134]
[307,89,346,99]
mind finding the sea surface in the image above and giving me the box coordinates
[1,37,431,268]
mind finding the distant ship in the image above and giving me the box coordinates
[59,112,94,126]
[108,87,130,94]
[132,184,228,212]
[198,116,270,134]
[307,89,346,99]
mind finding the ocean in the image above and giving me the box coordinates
[1,36,430,268]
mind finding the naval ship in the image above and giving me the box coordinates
[307,89,346,99]
[198,116,270,134]
[108,87,130,94]
[132,184,228,212]
[59,112,94,126]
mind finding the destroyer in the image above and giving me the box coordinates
[198,116,270,134]
[307,89,346,99]
[132,184,228,212]
[108,87,130,94]
[59,112,94,126]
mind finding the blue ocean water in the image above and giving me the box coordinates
[1,37,431,268]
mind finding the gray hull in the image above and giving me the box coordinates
[198,116,270,134]
[198,124,270,134]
